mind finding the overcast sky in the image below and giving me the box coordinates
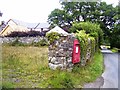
[0,0,118,23]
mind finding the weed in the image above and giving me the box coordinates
[2,82,15,88]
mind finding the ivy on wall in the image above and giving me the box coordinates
[76,30,88,61]
[74,22,103,65]
[76,30,96,65]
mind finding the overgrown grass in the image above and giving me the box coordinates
[2,45,48,88]
[67,51,103,88]
[2,45,103,88]
[2,82,15,89]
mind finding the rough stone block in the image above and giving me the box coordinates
[51,57,56,63]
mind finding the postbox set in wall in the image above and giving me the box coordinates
[72,39,80,64]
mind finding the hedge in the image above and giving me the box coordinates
[70,21,103,45]
[76,30,96,66]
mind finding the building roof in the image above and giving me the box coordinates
[47,26,69,36]
[7,19,50,29]
[0,23,6,31]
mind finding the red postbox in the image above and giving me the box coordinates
[72,39,80,64]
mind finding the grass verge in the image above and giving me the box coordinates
[2,45,103,88]
[71,51,104,88]
[111,48,118,53]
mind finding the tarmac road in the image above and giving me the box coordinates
[101,49,119,88]
[83,49,119,89]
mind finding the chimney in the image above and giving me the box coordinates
[0,11,3,17]
[41,28,43,32]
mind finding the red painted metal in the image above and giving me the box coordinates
[72,39,80,64]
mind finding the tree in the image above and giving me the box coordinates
[110,24,120,49]
[110,4,120,49]
[97,2,117,40]
[48,2,100,27]
[61,2,99,22]
[48,9,73,27]
[48,1,118,45]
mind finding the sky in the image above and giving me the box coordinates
[0,0,119,23]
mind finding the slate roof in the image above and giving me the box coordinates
[0,23,6,31]
[9,19,50,29]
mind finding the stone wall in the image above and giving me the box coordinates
[0,36,47,44]
[48,34,96,71]
[80,38,96,66]
[48,34,76,71]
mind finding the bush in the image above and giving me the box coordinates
[70,21,103,45]
[46,32,60,44]
[76,30,89,61]
[76,30,96,65]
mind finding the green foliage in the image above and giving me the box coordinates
[2,82,15,88]
[76,30,89,60]
[4,55,23,69]
[89,36,96,56]
[48,72,74,88]
[111,48,118,53]
[110,23,120,49]
[48,9,73,27]
[76,29,97,65]
[72,52,103,86]
[2,46,48,88]
[32,39,49,47]
[48,1,117,45]
[70,22,103,42]
[46,32,60,44]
